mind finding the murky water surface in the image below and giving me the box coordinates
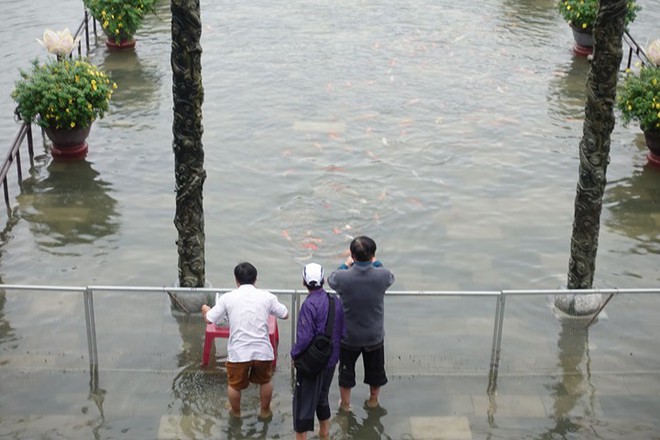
[1,0,660,438]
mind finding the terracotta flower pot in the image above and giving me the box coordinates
[104,30,136,50]
[44,125,91,160]
[105,38,136,50]
[644,129,660,167]
[571,25,593,57]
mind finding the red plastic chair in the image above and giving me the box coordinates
[202,315,280,367]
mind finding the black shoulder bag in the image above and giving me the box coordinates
[294,294,335,378]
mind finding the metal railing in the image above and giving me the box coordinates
[623,29,654,70]
[0,123,34,211]
[2,283,660,395]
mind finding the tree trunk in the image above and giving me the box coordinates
[558,0,627,315]
[171,0,206,290]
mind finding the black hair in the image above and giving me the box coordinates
[234,262,258,285]
[350,236,377,262]
[304,279,324,290]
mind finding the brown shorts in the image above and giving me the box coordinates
[226,360,273,390]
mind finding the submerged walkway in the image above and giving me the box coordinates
[2,362,660,439]
[2,285,660,439]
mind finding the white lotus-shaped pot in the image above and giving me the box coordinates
[37,28,81,57]
[647,39,660,67]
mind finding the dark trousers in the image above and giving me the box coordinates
[293,366,335,433]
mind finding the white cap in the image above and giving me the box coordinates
[303,263,324,287]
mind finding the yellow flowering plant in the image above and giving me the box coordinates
[557,0,640,31]
[12,57,116,130]
[84,0,158,44]
[617,66,660,132]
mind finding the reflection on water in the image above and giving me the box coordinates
[335,403,391,440]
[86,366,107,440]
[606,163,660,255]
[226,415,273,440]
[0,283,13,350]
[0,219,14,347]
[542,318,595,438]
[547,56,591,126]
[16,158,119,254]
[168,313,228,437]
[173,312,208,369]
[498,0,560,41]
[99,49,162,120]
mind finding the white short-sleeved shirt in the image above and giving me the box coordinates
[206,284,288,362]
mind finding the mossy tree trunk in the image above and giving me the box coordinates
[171,0,206,289]
[558,0,627,315]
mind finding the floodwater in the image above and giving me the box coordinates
[1,0,660,438]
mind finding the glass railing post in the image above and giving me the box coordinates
[488,292,506,394]
[84,287,99,370]
[290,290,300,377]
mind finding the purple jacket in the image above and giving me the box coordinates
[290,288,344,368]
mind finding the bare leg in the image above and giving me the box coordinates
[319,418,330,438]
[295,432,308,440]
[366,386,380,407]
[259,381,273,419]
[227,385,241,417]
[339,386,352,411]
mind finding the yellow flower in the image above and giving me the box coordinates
[70,121,76,128]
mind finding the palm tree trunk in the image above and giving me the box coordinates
[558,0,627,315]
[171,0,206,289]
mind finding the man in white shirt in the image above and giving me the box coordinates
[201,262,289,419]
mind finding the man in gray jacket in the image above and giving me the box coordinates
[328,236,395,411]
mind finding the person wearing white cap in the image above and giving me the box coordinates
[291,263,344,440]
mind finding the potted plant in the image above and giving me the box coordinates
[83,0,159,48]
[556,0,641,55]
[12,28,116,159]
[617,58,660,165]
